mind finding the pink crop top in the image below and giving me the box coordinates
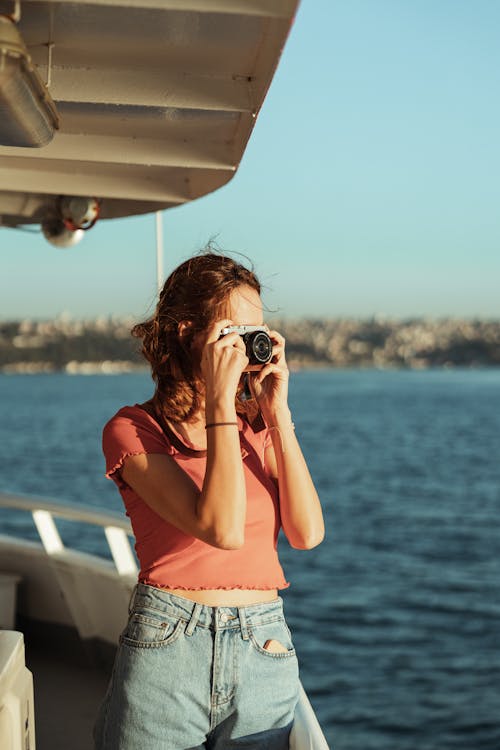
[102,405,289,591]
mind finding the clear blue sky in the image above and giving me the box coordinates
[2,0,500,321]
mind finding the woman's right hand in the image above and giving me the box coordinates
[200,319,249,405]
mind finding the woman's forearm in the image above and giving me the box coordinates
[196,398,247,549]
[266,408,325,550]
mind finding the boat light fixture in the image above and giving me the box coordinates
[0,14,59,147]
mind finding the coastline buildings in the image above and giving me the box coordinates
[1,316,500,373]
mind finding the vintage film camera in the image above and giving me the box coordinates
[219,325,273,367]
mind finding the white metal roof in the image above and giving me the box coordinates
[0,0,298,226]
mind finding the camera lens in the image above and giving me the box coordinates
[248,331,272,364]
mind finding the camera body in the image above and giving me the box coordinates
[219,325,273,367]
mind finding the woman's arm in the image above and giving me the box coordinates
[121,319,249,550]
[264,414,325,549]
[250,331,325,550]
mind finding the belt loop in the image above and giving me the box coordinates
[185,603,202,636]
[238,606,249,641]
[128,582,138,615]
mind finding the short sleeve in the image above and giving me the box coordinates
[102,405,174,489]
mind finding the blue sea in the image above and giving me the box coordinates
[1,369,500,750]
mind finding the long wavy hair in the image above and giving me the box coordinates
[132,252,261,423]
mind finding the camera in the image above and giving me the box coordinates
[219,325,273,366]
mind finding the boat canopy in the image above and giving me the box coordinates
[0,0,298,227]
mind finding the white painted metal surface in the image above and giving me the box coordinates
[32,510,64,554]
[0,491,137,642]
[156,211,164,292]
[290,683,331,749]
[0,631,35,750]
[0,0,299,227]
[104,526,139,576]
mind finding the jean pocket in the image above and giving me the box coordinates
[119,610,185,649]
[248,618,297,659]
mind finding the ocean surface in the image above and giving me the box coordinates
[1,368,499,750]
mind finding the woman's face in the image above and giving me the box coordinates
[187,284,264,375]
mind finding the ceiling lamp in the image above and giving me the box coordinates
[0,14,59,147]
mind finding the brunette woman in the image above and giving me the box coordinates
[93,252,324,750]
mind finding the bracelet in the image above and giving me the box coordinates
[205,421,238,429]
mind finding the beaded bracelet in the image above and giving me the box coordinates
[205,421,238,429]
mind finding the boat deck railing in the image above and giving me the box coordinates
[0,491,330,748]
[0,491,138,576]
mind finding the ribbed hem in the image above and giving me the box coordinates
[138,577,290,591]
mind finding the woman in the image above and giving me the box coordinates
[93,252,324,750]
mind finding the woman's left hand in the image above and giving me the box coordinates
[248,330,290,420]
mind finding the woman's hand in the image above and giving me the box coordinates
[200,319,249,407]
[251,329,324,551]
[249,330,290,422]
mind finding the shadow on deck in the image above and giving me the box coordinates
[19,616,114,750]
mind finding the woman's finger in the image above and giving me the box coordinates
[267,330,285,344]
[270,342,285,362]
[215,331,247,354]
[205,318,234,344]
[267,330,286,361]
[255,362,288,385]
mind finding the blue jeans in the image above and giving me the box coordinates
[93,583,300,749]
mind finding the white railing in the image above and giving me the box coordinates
[0,491,138,576]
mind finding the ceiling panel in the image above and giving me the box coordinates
[0,0,298,225]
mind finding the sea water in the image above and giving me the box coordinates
[1,368,499,750]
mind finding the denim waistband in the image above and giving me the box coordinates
[128,582,285,636]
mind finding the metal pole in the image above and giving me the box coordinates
[156,211,163,293]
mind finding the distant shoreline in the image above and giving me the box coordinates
[2,317,500,371]
[2,362,500,376]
